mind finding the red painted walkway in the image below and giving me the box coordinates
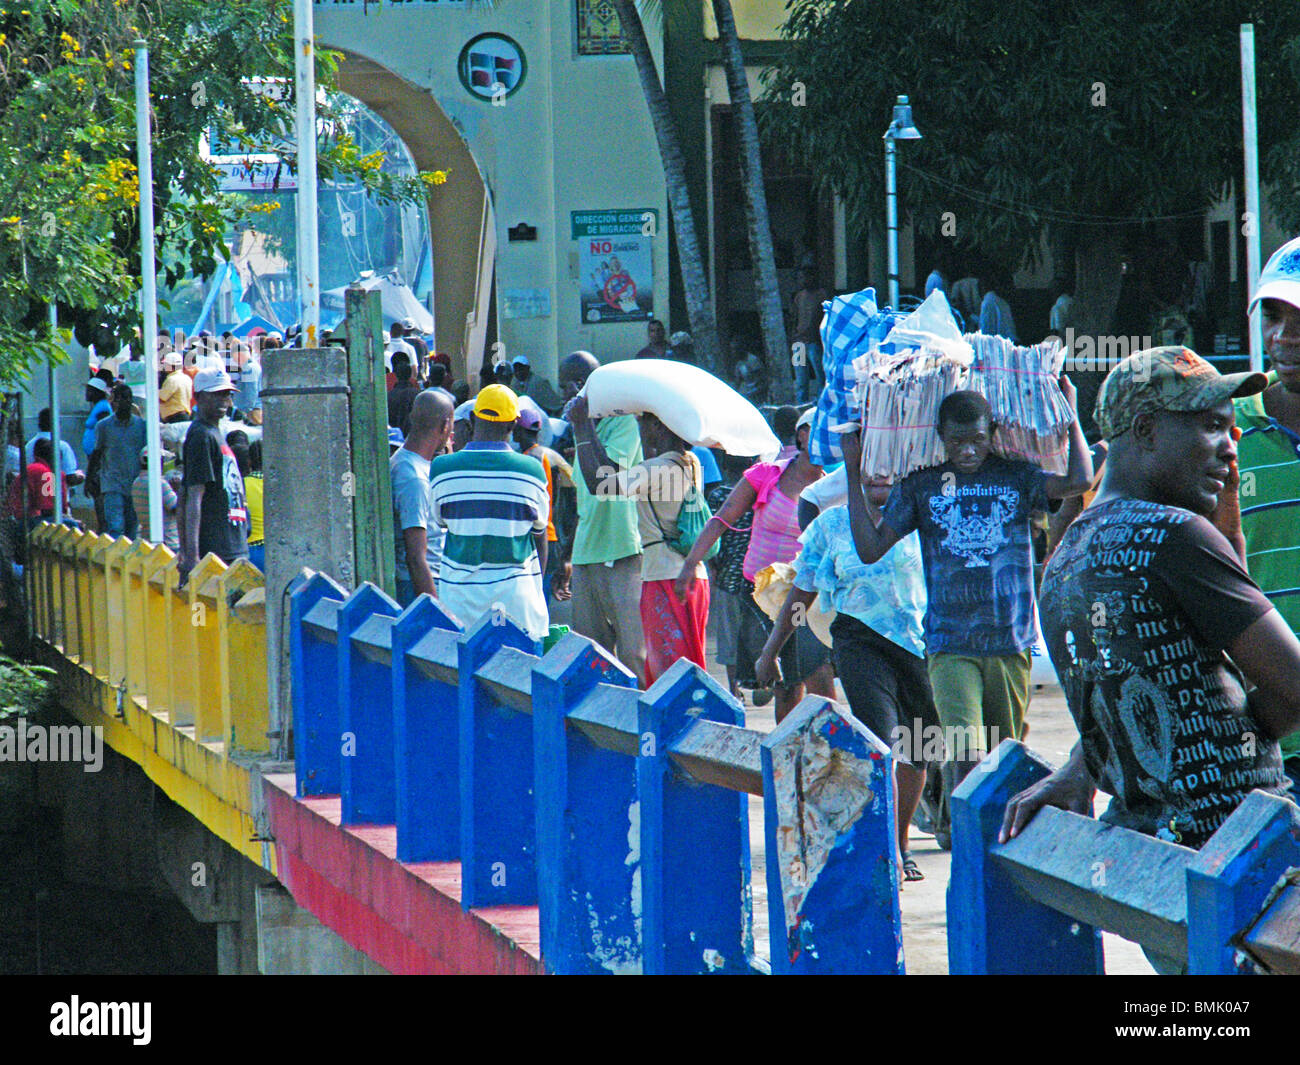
[263,774,543,974]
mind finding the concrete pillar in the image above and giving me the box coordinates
[260,346,357,761]
[255,884,390,974]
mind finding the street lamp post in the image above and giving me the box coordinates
[883,94,922,310]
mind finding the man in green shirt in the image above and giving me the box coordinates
[1221,236,1300,790]
[552,351,646,681]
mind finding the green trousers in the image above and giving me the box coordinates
[926,650,1032,762]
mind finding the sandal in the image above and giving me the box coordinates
[901,851,924,882]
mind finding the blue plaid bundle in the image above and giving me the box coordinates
[807,287,906,467]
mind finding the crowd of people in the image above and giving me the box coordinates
[4,328,268,578]
[10,243,1299,922]
[383,247,1300,912]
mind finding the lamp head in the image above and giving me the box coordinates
[884,94,922,141]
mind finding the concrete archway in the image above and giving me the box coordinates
[333,50,491,385]
[315,2,669,397]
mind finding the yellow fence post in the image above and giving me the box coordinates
[141,544,176,721]
[104,537,133,693]
[88,535,112,681]
[193,556,238,744]
[70,530,95,665]
[216,562,267,757]
[28,524,47,641]
[51,524,76,651]
[38,523,56,643]
[173,554,225,731]
[63,527,83,655]
[123,539,154,705]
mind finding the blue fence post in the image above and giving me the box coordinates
[638,661,753,975]
[532,633,640,974]
[762,696,901,974]
[458,611,542,909]
[339,583,401,826]
[393,595,463,862]
[948,740,1104,975]
[1186,791,1300,974]
[289,570,348,797]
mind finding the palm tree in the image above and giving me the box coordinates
[709,0,788,396]
[610,0,722,373]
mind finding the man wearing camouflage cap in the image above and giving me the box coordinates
[1000,347,1300,892]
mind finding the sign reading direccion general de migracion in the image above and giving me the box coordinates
[572,209,657,325]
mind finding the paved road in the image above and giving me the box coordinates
[739,681,1154,974]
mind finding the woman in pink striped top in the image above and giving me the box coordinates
[675,408,835,720]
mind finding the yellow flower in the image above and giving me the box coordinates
[0,33,7,47]
[431,170,448,185]
[1,216,20,225]
[60,32,80,52]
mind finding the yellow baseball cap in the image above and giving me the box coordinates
[473,383,520,422]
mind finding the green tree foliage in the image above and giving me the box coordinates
[0,0,445,376]
[762,0,1300,334]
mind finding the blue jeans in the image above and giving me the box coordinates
[795,340,821,404]
[395,576,417,608]
[102,491,138,539]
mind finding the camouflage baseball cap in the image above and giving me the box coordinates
[1094,346,1268,440]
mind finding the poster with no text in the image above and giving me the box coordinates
[572,209,656,324]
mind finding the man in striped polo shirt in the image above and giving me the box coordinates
[1219,236,1300,791]
[428,384,551,641]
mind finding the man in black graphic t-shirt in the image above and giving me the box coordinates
[1002,347,1300,853]
[180,368,248,580]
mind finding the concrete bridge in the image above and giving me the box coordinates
[25,525,1300,974]
[26,525,904,974]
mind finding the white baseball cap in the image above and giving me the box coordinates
[87,378,110,395]
[795,407,816,432]
[1250,234,1300,313]
[193,368,238,394]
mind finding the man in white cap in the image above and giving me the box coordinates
[158,350,192,423]
[400,317,429,371]
[1212,235,1300,792]
[179,368,248,580]
[511,354,534,397]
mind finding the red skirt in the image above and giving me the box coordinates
[640,576,710,687]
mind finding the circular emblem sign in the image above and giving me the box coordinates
[458,33,526,102]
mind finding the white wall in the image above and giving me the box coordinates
[314,0,669,386]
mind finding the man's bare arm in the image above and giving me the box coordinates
[403,527,436,598]
[180,484,204,577]
[1043,376,1094,499]
[999,741,1095,843]
[841,429,902,563]
[1229,608,1300,741]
